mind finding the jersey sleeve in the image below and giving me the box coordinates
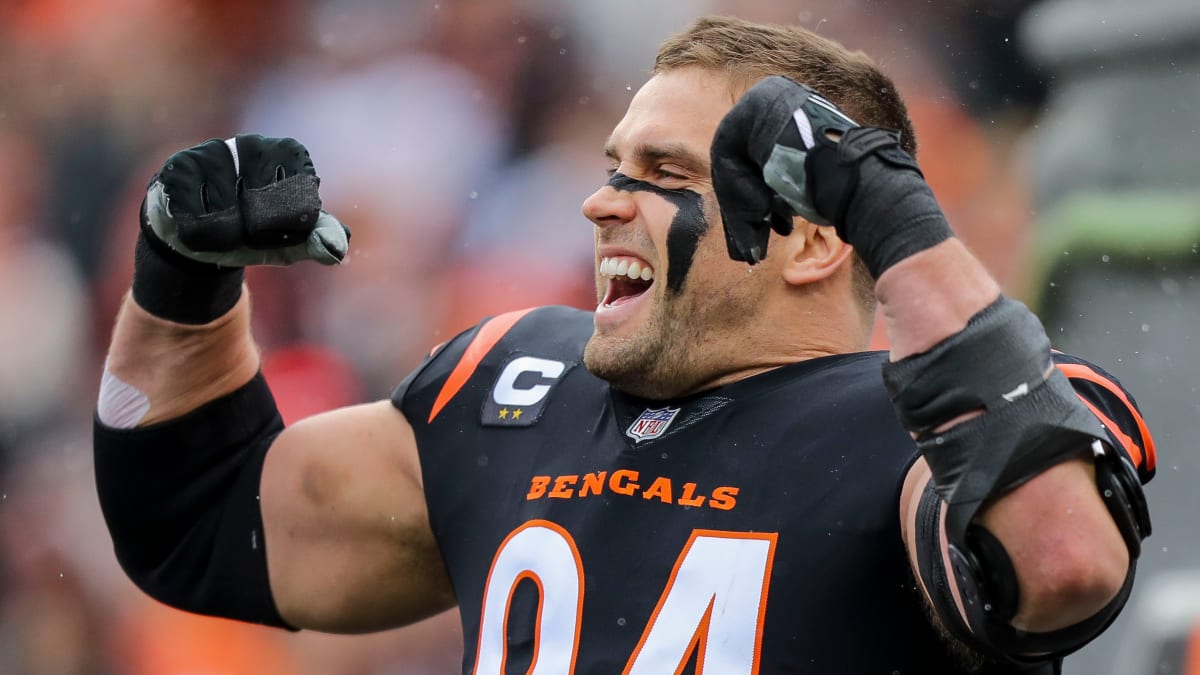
[1052,352,1156,484]
[390,308,538,426]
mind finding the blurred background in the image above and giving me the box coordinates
[0,0,1196,673]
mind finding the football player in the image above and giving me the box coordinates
[95,15,1153,673]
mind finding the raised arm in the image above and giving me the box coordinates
[882,242,1139,647]
[94,136,454,633]
[711,77,1152,663]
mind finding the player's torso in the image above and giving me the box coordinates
[401,307,975,674]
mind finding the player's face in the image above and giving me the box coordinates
[581,67,775,399]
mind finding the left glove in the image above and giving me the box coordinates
[711,76,951,276]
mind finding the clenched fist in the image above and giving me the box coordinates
[142,134,349,268]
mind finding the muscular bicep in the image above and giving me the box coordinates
[261,400,455,633]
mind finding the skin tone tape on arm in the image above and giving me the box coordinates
[98,364,151,429]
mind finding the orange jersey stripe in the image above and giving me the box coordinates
[1074,394,1143,469]
[1056,362,1157,472]
[428,308,536,423]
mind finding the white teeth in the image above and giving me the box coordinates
[599,256,654,282]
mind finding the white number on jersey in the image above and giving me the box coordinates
[473,521,777,674]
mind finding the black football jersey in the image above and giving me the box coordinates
[392,306,1155,675]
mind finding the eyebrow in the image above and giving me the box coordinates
[603,140,710,175]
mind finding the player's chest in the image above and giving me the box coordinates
[434,416,907,674]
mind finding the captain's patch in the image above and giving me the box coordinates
[482,354,573,427]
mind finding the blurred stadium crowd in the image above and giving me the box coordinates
[0,0,1196,673]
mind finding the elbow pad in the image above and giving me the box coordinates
[894,297,1151,660]
[914,445,1149,662]
[93,373,294,629]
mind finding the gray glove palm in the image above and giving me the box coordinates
[711,76,859,263]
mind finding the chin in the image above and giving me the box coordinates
[584,334,644,392]
[583,334,693,401]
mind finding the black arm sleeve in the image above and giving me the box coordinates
[93,373,294,629]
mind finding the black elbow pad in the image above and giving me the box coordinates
[93,373,294,629]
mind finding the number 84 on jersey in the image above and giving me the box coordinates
[474,519,778,674]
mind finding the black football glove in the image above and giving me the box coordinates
[711,76,940,274]
[142,134,349,267]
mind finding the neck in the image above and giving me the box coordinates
[678,289,870,397]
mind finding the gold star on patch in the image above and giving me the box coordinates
[511,408,523,420]
[498,408,509,419]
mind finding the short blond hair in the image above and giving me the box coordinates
[654,15,917,157]
[657,16,896,319]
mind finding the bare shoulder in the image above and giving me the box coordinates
[268,400,425,494]
[261,401,454,632]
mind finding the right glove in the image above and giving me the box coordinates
[143,134,349,267]
[132,135,349,324]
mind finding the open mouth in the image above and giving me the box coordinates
[599,256,654,308]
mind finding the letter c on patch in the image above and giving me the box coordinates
[492,356,566,407]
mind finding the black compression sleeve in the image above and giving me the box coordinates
[93,373,294,629]
[132,229,244,324]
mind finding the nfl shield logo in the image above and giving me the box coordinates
[626,407,681,443]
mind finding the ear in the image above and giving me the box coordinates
[780,218,856,287]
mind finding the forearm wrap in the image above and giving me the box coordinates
[884,297,1104,537]
[93,373,293,629]
[132,227,244,324]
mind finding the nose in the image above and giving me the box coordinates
[581,183,636,228]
